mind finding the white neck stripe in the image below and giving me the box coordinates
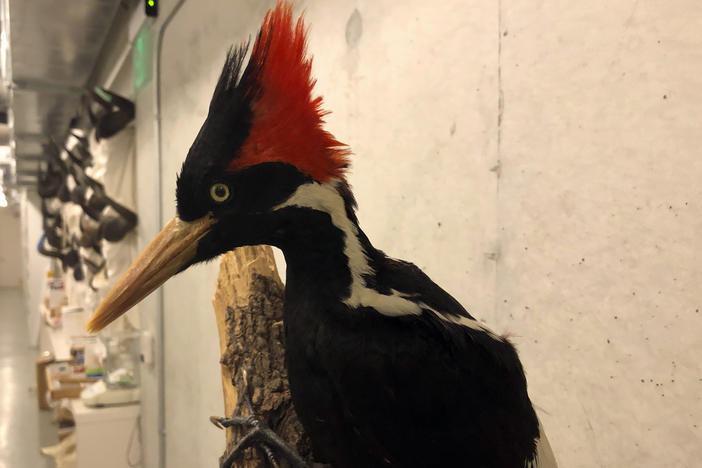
[275,181,498,337]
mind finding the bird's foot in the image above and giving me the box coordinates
[211,370,310,468]
[211,415,309,468]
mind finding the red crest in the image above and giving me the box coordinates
[227,1,350,182]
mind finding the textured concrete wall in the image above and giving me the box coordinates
[496,2,702,466]
[129,1,702,467]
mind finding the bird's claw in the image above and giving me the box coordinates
[219,425,310,468]
[210,416,224,429]
[210,415,256,430]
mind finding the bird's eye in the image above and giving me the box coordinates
[209,183,230,203]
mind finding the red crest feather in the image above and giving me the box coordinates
[228,1,350,182]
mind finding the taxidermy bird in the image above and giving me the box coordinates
[87,2,557,467]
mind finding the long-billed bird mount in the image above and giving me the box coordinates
[87,2,558,467]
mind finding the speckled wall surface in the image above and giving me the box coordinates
[495,2,702,466]
[130,1,701,467]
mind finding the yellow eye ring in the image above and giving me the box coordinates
[209,183,230,203]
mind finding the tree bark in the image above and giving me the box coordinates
[212,246,312,467]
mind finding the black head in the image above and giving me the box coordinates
[174,2,350,265]
[87,1,351,333]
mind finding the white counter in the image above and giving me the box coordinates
[70,399,141,468]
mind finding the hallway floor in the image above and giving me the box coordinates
[0,287,55,468]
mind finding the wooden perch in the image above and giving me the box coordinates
[212,246,311,467]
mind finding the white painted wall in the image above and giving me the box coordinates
[124,1,702,467]
[0,205,22,287]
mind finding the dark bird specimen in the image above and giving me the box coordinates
[87,86,136,141]
[87,2,557,467]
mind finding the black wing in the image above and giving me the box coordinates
[316,256,542,467]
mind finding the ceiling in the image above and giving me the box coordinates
[3,0,124,187]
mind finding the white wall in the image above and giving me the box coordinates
[0,205,22,287]
[126,1,702,467]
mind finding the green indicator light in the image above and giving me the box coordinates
[145,0,158,17]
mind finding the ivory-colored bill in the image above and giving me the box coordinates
[85,215,215,333]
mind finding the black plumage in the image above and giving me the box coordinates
[280,198,541,467]
[168,3,553,463]
[173,160,549,467]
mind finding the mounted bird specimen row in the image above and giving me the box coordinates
[87,2,558,467]
[37,88,137,290]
